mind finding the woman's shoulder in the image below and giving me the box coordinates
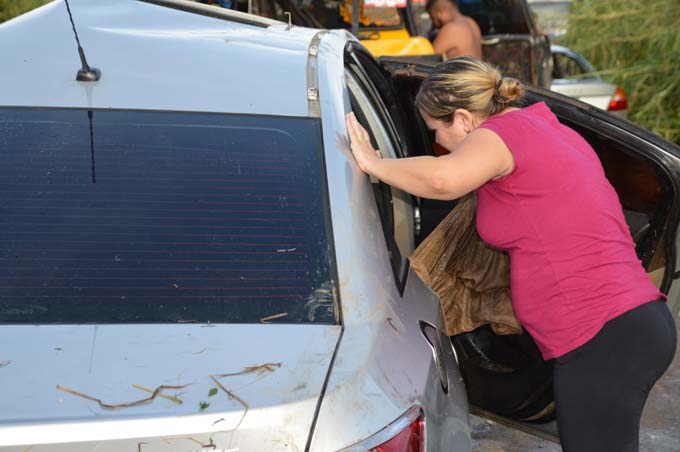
[480,102,558,137]
[485,102,553,124]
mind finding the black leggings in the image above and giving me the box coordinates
[553,300,677,452]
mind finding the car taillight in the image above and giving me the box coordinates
[607,87,628,111]
[370,415,425,452]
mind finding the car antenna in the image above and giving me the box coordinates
[63,0,100,82]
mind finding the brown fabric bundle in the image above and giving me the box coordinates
[409,192,521,336]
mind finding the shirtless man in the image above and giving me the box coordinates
[426,0,482,59]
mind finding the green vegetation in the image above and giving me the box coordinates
[561,0,680,144]
[0,0,52,23]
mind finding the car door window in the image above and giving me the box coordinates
[554,53,586,79]
[345,70,415,292]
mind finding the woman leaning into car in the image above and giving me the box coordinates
[345,56,677,452]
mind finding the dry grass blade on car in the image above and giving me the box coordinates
[259,312,288,323]
[215,362,282,377]
[209,375,249,435]
[56,383,190,410]
[132,384,184,404]
[159,436,216,450]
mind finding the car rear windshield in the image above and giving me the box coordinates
[0,108,336,324]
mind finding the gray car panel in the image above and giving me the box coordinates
[307,30,471,452]
[0,324,340,451]
[0,0,314,117]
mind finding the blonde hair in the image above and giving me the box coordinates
[415,56,525,122]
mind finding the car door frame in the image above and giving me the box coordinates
[379,56,680,316]
[535,94,680,315]
[344,42,420,295]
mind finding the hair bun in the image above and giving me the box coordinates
[497,77,525,104]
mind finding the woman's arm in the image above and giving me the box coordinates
[346,112,514,200]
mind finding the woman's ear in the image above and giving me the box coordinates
[453,109,474,133]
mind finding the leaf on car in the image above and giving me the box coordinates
[199,401,210,411]
[208,388,218,397]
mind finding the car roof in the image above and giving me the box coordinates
[0,0,326,117]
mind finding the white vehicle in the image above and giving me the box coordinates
[0,1,678,451]
[550,44,628,117]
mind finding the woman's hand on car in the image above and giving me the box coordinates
[346,112,382,175]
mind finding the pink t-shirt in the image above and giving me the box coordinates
[477,102,664,360]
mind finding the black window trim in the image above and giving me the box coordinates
[344,44,414,295]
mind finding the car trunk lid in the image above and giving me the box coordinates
[0,323,341,451]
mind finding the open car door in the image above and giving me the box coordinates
[374,54,680,439]
[458,0,552,89]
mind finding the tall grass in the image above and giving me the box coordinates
[560,0,680,144]
[0,0,52,23]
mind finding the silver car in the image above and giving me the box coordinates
[0,1,679,451]
[550,44,628,117]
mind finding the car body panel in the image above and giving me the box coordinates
[0,324,340,451]
[306,30,471,451]
[550,80,614,110]
[0,0,315,116]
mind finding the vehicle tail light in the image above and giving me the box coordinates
[370,415,425,452]
[607,87,628,111]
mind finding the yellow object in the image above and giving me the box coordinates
[337,0,435,57]
[339,0,401,27]
[360,29,434,56]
